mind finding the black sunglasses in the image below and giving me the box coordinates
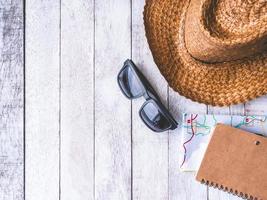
[117,59,178,132]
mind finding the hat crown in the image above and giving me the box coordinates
[185,0,267,63]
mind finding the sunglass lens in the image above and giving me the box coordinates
[140,101,171,132]
[118,65,144,98]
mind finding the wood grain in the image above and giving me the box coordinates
[0,1,24,199]
[25,0,60,199]
[18,1,267,199]
[60,0,94,199]
[132,1,169,199]
[94,0,132,199]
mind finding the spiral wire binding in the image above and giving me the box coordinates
[200,179,260,200]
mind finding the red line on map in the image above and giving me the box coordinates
[180,114,198,168]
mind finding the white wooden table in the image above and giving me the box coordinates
[1,0,267,199]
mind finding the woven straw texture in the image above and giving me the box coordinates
[144,0,267,106]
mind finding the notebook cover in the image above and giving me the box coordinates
[196,124,267,200]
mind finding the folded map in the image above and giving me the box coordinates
[179,113,267,171]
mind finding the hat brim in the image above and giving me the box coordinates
[144,0,267,106]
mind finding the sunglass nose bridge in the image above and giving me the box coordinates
[117,59,177,132]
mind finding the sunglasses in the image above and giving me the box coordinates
[117,59,178,132]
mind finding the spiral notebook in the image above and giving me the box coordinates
[196,124,267,199]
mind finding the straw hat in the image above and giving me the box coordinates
[144,0,267,106]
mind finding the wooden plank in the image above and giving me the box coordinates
[208,106,230,115]
[230,104,245,116]
[131,1,168,199]
[94,0,132,199]
[169,94,208,200]
[60,0,94,199]
[245,96,267,115]
[25,0,60,199]
[0,1,24,199]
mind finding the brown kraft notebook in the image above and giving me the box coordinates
[196,124,267,200]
